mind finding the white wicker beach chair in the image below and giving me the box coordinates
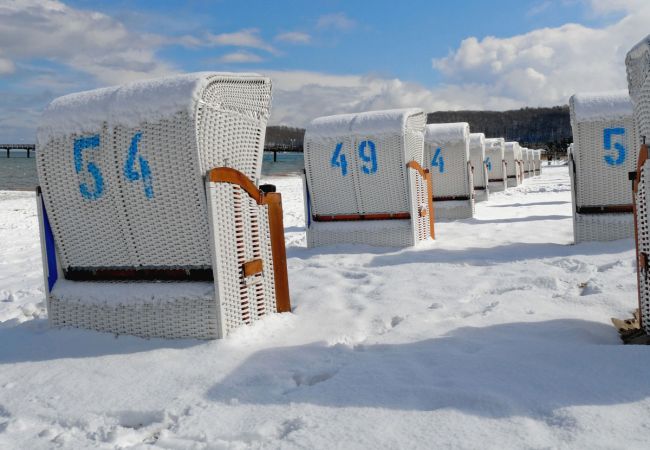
[568,91,639,243]
[303,108,434,248]
[525,149,534,178]
[533,150,542,176]
[484,138,507,192]
[424,123,474,220]
[36,72,291,339]
[469,133,489,202]
[626,35,650,333]
[504,142,523,187]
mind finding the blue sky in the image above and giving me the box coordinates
[0,0,647,141]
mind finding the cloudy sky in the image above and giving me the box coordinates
[0,0,648,142]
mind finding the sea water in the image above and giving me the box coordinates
[0,152,304,191]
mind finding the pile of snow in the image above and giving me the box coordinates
[1,166,649,448]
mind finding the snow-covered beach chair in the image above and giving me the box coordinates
[524,149,534,178]
[469,133,489,202]
[568,91,639,243]
[533,150,542,176]
[484,138,507,192]
[625,35,650,337]
[303,108,434,248]
[504,142,523,187]
[425,123,474,219]
[35,72,291,340]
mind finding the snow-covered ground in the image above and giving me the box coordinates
[1,166,648,449]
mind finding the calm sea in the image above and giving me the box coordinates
[0,151,304,191]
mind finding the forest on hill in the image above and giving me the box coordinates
[264,105,573,155]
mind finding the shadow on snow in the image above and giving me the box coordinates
[205,319,649,418]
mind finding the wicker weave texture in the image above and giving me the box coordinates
[569,102,639,208]
[36,74,272,271]
[48,290,219,339]
[434,201,475,220]
[207,181,277,337]
[305,163,432,248]
[636,160,650,332]
[485,139,507,191]
[469,135,488,191]
[425,140,472,198]
[45,174,283,340]
[573,212,634,243]
[626,36,650,141]
[504,143,521,186]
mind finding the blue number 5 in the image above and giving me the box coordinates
[603,128,626,166]
[74,135,104,200]
[124,132,154,199]
[485,156,492,171]
[359,140,377,174]
[331,142,348,176]
[432,147,445,173]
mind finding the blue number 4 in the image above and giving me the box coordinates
[74,135,104,200]
[485,156,492,171]
[432,147,445,173]
[124,132,154,199]
[603,128,626,166]
[331,142,348,176]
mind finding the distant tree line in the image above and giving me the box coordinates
[264,126,305,151]
[264,106,573,158]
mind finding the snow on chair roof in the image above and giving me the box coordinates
[38,72,269,144]
[306,108,424,138]
[485,137,505,147]
[626,34,650,100]
[424,122,470,145]
[469,132,485,147]
[568,91,634,123]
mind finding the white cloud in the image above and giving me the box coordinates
[263,70,522,127]
[0,0,175,85]
[432,3,650,108]
[275,31,311,44]
[0,57,15,75]
[316,13,356,30]
[216,51,264,64]
[526,1,552,17]
[205,28,277,54]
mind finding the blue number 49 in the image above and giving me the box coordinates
[432,147,445,173]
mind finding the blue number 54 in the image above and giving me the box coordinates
[603,128,626,166]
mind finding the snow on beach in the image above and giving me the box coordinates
[1,165,649,449]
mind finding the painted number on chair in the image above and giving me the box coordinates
[331,140,378,176]
[485,156,492,171]
[358,140,377,174]
[331,142,348,176]
[73,132,154,200]
[124,131,154,199]
[74,134,104,200]
[603,127,626,166]
[431,147,445,173]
